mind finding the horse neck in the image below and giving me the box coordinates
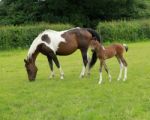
[28,50,39,64]
[95,43,105,53]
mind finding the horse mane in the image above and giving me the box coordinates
[86,28,102,43]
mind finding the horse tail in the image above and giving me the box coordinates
[86,28,102,69]
[123,44,128,52]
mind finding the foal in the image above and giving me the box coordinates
[90,40,128,84]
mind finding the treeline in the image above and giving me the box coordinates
[0,0,150,27]
[0,19,149,49]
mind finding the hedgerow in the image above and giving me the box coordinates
[97,19,150,42]
[0,23,73,49]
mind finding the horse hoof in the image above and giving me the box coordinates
[49,75,54,79]
[60,75,64,80]
[98,81,102,84]
[98,82,102,85]
[87,73,90,76]
[79,75,84,78]
[109,77,112,82]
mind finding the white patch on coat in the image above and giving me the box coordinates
[27,28,80,59]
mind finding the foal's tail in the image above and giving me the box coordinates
[86,28,102,69]
[123,44,128,52]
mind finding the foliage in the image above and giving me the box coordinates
[0,42,150,119]
[97,19,150,42]
[0,23,73,49]
[0,0,149,27]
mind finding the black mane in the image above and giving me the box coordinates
[86,28,102,43]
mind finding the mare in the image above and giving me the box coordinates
[24,27,102,81]
[90,39,128,84]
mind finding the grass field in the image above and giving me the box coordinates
[0,41,150,120]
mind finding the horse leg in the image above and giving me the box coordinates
[80,49,88,78]
[103,62,112,82]
[51,53,64,80]
[120,56,128,81]
[89,51,97,70]
[47,56,54,79]
[86,53,91,76]
[98,59,104,84]
[116,57,123,81]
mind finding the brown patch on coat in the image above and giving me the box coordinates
[58,28,92,55]
[41,34,51,44]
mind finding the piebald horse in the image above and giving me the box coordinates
[90,39,128,84]
[24,27,102,81]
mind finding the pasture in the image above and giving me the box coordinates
[0,41,150,120]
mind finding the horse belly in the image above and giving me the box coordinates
[56,41,78,55]
[105,50,116,59]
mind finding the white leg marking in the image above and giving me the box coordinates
[80,66,86,78]
[98,72,102,84]
[49,71,55,79]
[117,62,123,81]
[108,72,112,82]
[123,67,127,81]
[59,67,64,80]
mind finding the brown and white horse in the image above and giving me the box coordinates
[24,27,102,81]
[90,39,128,84]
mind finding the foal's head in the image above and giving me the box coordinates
[90,39,101,52]
[24,58,38,81]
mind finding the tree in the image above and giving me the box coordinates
[0,0,149,27]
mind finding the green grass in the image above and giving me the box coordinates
[0,41,150,120]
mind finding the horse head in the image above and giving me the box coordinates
[90,37,100,52]
[24,58,38,81]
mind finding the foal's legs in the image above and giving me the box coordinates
[116,57,123,81]
[50,53,64,79]
[98,60,104,84]
[120,56,128,81]
[47,56,55,79]
[103,62,112,82]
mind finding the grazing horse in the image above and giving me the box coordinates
[24,27,102,81]
[90,39,128,84]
